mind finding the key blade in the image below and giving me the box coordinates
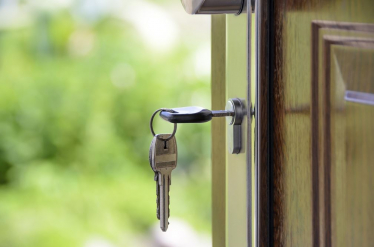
[159,172,171,232]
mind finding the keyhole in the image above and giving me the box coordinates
[164,141,168,150]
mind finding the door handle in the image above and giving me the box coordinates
[181,0,254,15]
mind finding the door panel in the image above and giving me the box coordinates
[331,46,374,246]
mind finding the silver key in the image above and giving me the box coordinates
[151,134,177,232]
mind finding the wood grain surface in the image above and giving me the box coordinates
[256,0,271,245]
[258,0,374,246]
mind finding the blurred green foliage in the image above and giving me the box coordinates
[0,3,211,246]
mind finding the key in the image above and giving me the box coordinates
[159,106,234,123]
[151,134,177,232]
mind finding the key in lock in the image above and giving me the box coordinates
[159,98,248,154]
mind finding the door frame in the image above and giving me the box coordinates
[211,0,258,244]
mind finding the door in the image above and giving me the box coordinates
[210,0,374,246]
[256,0,374,246]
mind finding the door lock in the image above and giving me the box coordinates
[158,98,247,154]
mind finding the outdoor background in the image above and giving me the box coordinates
[0,0,211,246]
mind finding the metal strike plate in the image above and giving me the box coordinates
[181,0,254,15]
[226,98,246,154]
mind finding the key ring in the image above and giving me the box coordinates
[235,0,245,15]
[150,108,177,141]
